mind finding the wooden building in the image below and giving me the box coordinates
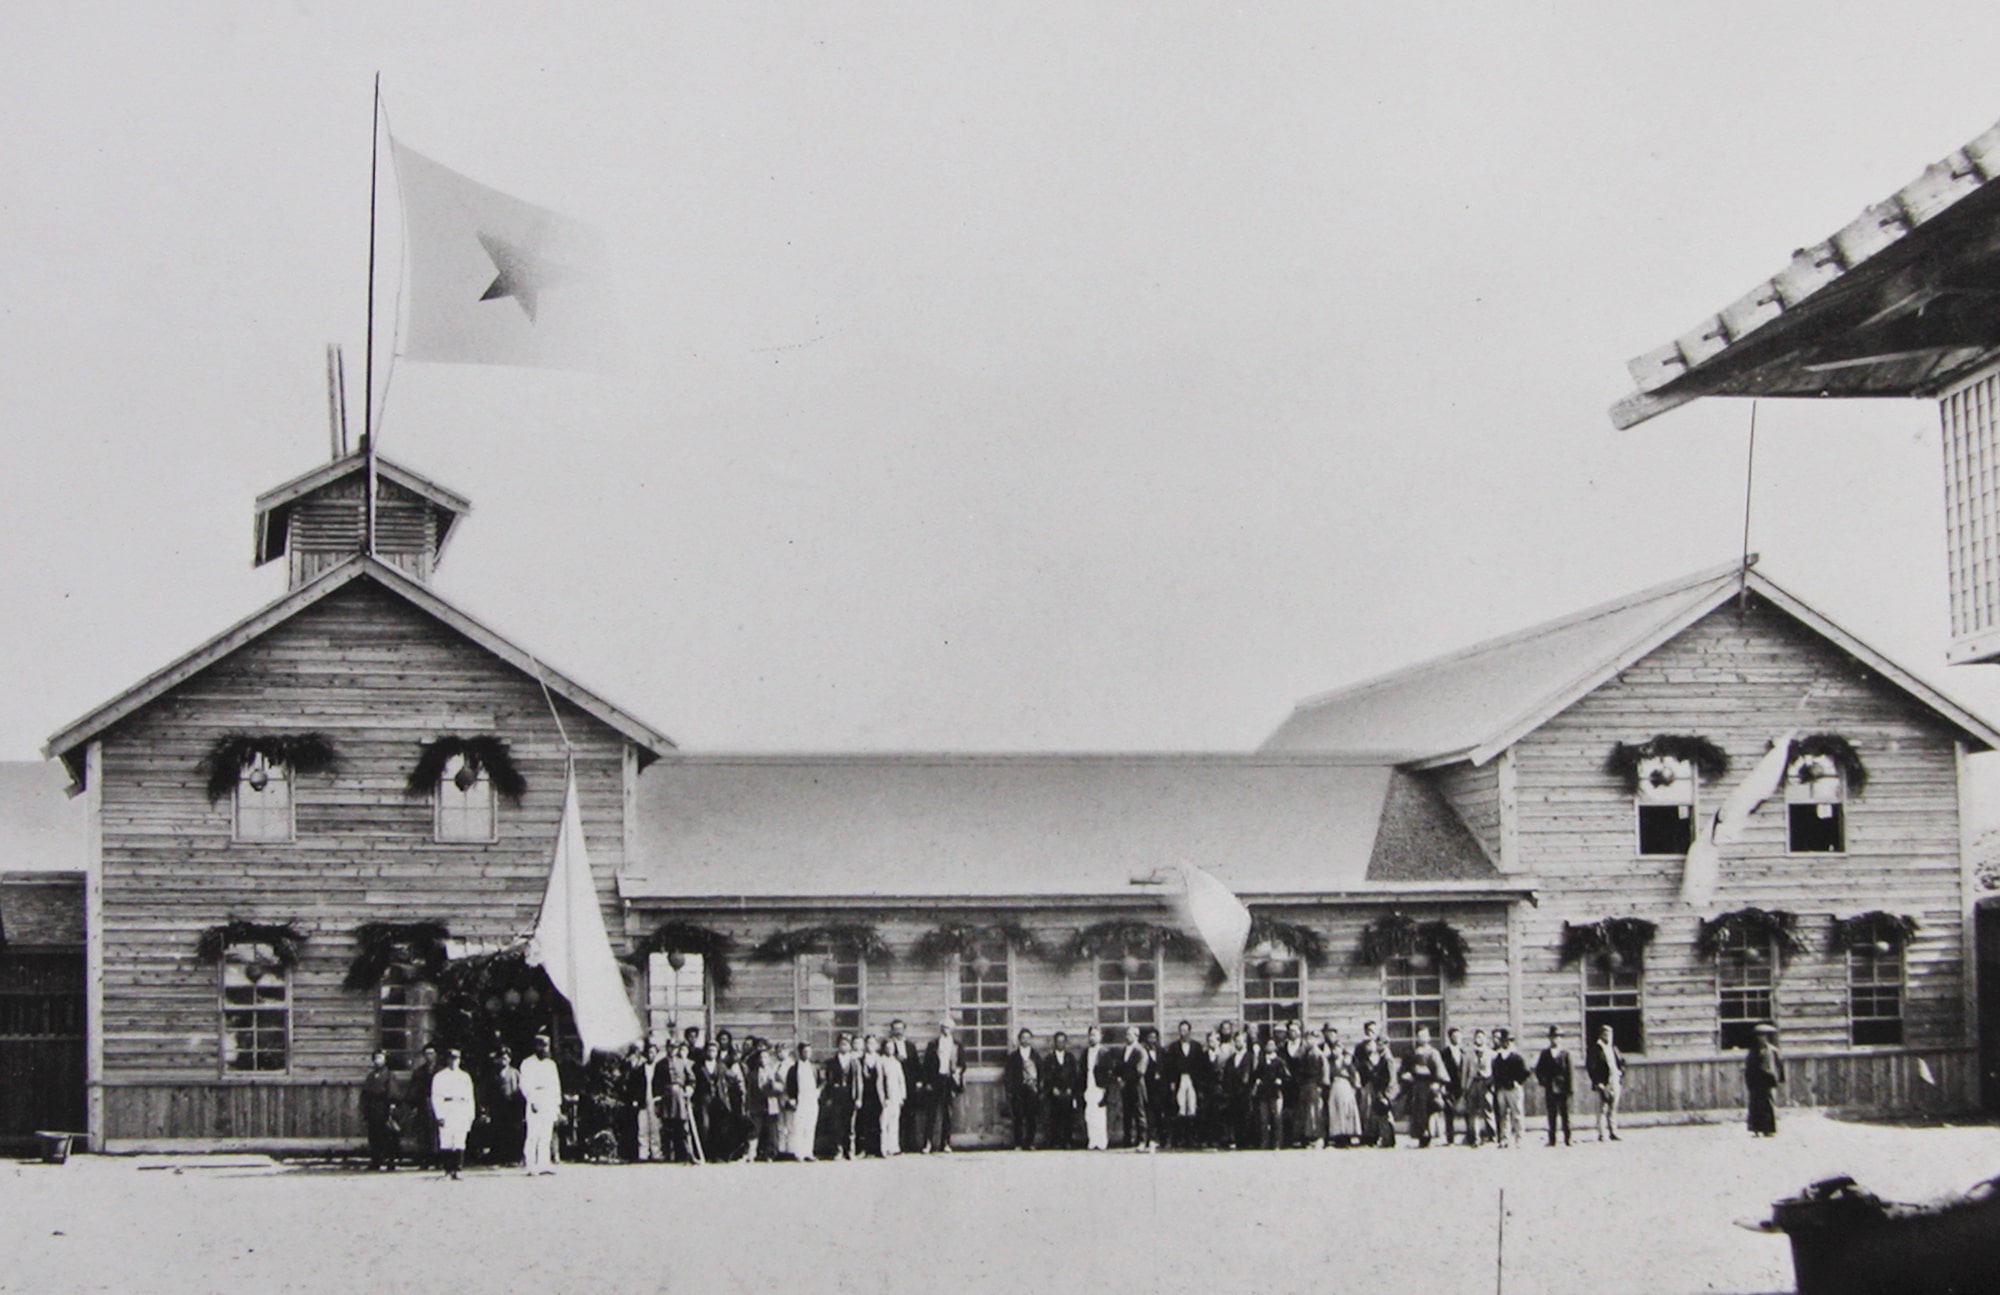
[34,446,2000,1150]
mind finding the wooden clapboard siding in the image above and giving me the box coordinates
[288,476,435,587]
[1516,1047,1974,1118]
[103,1080,366,1142]
[1503,599,1971,1083]
[94,578,633,1090]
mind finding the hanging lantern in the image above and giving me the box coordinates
[1873,939,1895,956]
[1605,950,1626,971]
[246,759,270,792]
[1258,957,1283,978]
[523,986,541,1007]
[454,761,479,792]
[1119,953,1145,980]
[1407,949,1432,971]
[666,949,688,972]
[483,995,503,1015]
[244,962,266,984]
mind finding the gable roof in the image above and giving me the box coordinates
[1263,560,2000,765]
[254,452,472,567]
[44,556,674,786]
[1613,115,2000,429]
[0,762,84,873]
[621,754,1511,904]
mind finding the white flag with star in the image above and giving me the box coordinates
[391,139,617,371]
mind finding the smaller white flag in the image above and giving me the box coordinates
[527,764,642,1056]
[1681,733,1795,906]
[1171,863,1253,980]
[1917,1057,1937,1086]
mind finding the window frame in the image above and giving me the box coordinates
[1632,755,1698,857]
[1716,935,1778,1051]
[1785,756,1847,855]
[1847,944,1906,1047]
[1241,946,1306,1043]
[1581,959,1646,1055]
[219,946,291,1076]
[433,756,499,844]
[1094,948,1160,1046]
[376,967,437,1072]
[949,937,1012,1067]
[646,950,712,1043]
[231,755,295,844]
[794,941,866,1055]
[1381,954,1445,1046]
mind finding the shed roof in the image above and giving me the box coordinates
[1263,560,2000,764]
[0,872,84,948]
[1613,115,2000,428]
[621,754,1511,903]
[0,761,84,872]
[254,451,471,567]
[44,556,674,786]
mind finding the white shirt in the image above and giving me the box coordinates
[519,1053,563,1114]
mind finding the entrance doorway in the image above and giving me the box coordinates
[0,950,85,1147]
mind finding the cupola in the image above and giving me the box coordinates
[253,452,471,588]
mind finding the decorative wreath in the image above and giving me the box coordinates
[1354,911,1468,983]
[1696,907,1808,963]
[1788,734,1868,796]
[1056,919,1205,969]
[1558,917,1658,971]
[406,736,528,804]
[344,920,452,990]
[1828,911,1917,955]
[912,920,1045,966]
[629,921,736,990]
[1603,735,1730,796]
[199,733,339,803]
[194,919,307,969]
[749,922,894,965]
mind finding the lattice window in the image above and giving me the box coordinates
[952,937,1010,1065]
[1382,955,1443,1045]
[646,951,709,1042]
[796,943,864,1054]
[1716,938,1776,1050]
[377,968,436,1071]
[1242,948,1304,1043]
[220,948,290,1073]
[1942,370,2000,650]
[1634,755,1696,855]
[233,755,294,843]
[1848,946,1905,1047]
[1583,960,1644,1054]
[1095,952,1158,1045]
[434,755,497,843]
[1786,755,1846,854]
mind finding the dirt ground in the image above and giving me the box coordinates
[3,1113,1997,1295]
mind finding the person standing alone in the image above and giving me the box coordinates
[1534,1025,1574,1147]
[1587,1024,1626,1142]
[519,1033,564,1175]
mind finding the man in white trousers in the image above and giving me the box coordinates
[520,1032,565,1175]
[1082,1025,1113,1150]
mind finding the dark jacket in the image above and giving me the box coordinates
[1533,1046,1574,1098]
[1159,1039,1210,1091]
[1002,1047,1041,1105]
[1042,1047,1083,1109]
[1085,1044,1120,1095]
[1586,1040,1626,1088]
[920,1039,966,1096]
[1490,1048,1530,1090]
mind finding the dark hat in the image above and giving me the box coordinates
[1753,1022,1779,1035]
[1546,1025,1561,1037]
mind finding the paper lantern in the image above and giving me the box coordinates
[1873,939,1895,956]
[503,988,522,1008]
[483,995,502,1015]
[1119,953,1145,979]
[454,763,479,792]
[666,949,688,972]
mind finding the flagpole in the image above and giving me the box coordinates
[363,71,381,557]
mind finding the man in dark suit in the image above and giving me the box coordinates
[1586,1023,1626,1142]
[1353,1022,1397,1148]
[1159,1020,1210,1149]
[823,1033,863,1159]
[1042,1030,1083,1149]
[1439,1027,1468,1146]
[1534,1025,1575,1147]
[1002,1027,1042,1149]
[1118,1029,1154,1149]
[1217,1032,1253,1149]
[918,1020,966,1153]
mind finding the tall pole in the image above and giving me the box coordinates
[364,72,382,557]
[1737,400,1758,617]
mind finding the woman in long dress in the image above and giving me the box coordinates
[1322,1027,1362,1147]
[787,1041,821,1160]
[430,1046,477,1180]
[873,1035,907,1156]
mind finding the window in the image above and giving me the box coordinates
[1095,952,1158,1045]
[434,754,497,843]
[1583,960,1645,1054]
[233,755,294,843]
[1717,937,1776,1050]
[220,947,289,1073]
[796,943,863,1054]
[1787,754,1846,853]
[951,937,1010,1065]
[647,951,709,1042]
[377,968,436,1071]
[1634,755,1696,855]
[1242,948,1304,1043]
[1382,955,1444,1045]
[1848,945,1905,1046]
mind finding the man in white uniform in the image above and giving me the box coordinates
[429,1046,477,1179]
[519,1033,565,1175]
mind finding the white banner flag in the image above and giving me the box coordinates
[1682,733,1795,906]
[1172,863,1253,980]
[527,763,641,1055]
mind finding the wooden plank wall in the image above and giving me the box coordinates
[1505,598,1971,1066]
[96,580,632,1095]
[288,478,435,587]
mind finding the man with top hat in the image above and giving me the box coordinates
[1533,1025,1575,1147]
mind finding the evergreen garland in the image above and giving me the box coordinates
[1353,911,1470,983]
[343,920,452,990]
[1828,911,1918,955]
[628,921,736,990]
[1558,917,1658,970]
[911,920,1045,966]
[1248,914,1330,967]
[749,922,894,965]
[1603,734,1731,796]
[1696,907,1808,963]
[194,919,308,968]
[405,736,528,804]
[1789,734,1869,796]
[1055,919,1205,968]
[199,733,339,803]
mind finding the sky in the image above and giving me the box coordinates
[8,3,2000,788]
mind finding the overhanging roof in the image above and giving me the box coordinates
[44,556,674,786]
[1263,560,2000,764]
[1613,116,2000,429]
[620,754,1513,903]
[254,452,471,567]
